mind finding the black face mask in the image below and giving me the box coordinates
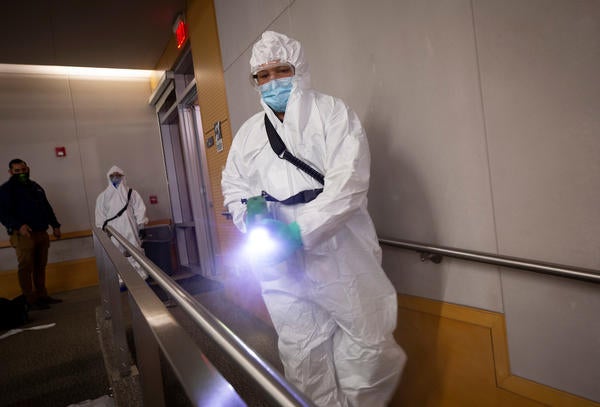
[11,173,30,184]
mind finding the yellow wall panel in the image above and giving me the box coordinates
[199,119,243,253]
[393,294,599,407]
[187,0,229,129]
[0,257,98,299]
[185,0,242,267]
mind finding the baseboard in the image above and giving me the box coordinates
[0,257,98,299]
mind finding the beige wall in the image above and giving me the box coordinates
[213,0,600,401]
[0,68,171,271]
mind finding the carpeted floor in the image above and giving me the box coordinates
[0,286,112,407]
[123,274,284,406]
[166,286,284,407]
[0,276,284,407]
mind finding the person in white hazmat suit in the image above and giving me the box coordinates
[95,165,148,283]
[221,31,406,407]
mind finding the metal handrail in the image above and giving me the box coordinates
[102,225,315,407]
[379,238,600,284]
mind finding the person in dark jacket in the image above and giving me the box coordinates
[0,159,62,310]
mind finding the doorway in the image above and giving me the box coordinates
[150,47,217,278]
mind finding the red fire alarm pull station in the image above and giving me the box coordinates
[149,195,158,204]
[55,147,66,157]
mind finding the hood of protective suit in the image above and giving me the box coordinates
[250,31,311,90]
[106,165,128,189]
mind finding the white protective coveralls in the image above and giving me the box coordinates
[95,165,148,281]
[221,31,406,407]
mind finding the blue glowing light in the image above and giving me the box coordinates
[245,226,280,260]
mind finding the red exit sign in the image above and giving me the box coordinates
[174,18,188,49]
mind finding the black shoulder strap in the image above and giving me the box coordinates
[260,189,323,205]
[264,114,325,185]
[102,188,132,231]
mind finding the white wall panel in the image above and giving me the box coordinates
[473,0,600,400]
[68,78,170,223]
[292,0,496,248]
[223,47,261,135]
[0,74,86,237]
[501,270,600,401]
[0,74,76,143]
[215,0,293,70]
[383,248,503,312]
[474,0,600,269]
[292,0,501,311]
[221,7,294,136]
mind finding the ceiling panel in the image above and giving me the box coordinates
[0,0,185,69]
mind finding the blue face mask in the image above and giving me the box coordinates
[110,176,122,187]
[259,77,294,113]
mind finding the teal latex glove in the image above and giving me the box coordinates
[246,195,268,228]
[247,219,302,267]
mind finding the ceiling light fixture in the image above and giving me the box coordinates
[0,64,156,80]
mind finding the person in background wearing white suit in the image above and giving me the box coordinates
[221,31,406,407]
[95,165,148,285]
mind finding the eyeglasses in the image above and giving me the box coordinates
[251,62,295,87]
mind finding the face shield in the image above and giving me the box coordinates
[250,60,295,89]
